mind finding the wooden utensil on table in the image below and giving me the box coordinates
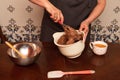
[5,41,26,58]
[47,70,95,78]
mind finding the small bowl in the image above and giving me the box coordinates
[7,42,41,66]
[53,31,85,59]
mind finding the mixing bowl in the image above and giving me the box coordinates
[53,31,85,59]
[7,42,41,66]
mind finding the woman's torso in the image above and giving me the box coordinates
[49,0,97,27]
[40,0,97,42]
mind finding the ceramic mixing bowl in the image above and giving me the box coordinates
[53,31,85,59]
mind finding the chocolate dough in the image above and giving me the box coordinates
[57,25,83,45]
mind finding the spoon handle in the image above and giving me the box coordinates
[5,41,26,58]
[64,70,95,75]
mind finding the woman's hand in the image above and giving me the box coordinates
[29,0,64,23]
[44,1,64,23]
[79,20,90,42]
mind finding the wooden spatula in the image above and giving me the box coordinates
[47,70,95,78]
[5,41,26,58]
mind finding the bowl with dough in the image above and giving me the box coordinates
[53,31,85,59]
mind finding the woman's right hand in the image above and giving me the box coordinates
[29,0,64,23]
[44,1,64,23]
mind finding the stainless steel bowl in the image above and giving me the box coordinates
[7,42,41,66]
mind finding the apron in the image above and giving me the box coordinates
[40,0,97,42]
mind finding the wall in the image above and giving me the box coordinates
[0,0,44,42]
[91,0,120,43]
[0,0,120,43]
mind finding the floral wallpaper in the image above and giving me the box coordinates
[91,0,120,43]
[0,0,44,42]
[0,0,120,43]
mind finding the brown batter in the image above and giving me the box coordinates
[57,25,83,45]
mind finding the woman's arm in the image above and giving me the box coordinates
[29,0,49,8]
[79,0,106,42]
[29,0,64,23]
[84,0,106,24]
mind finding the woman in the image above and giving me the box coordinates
[30,0,106,42]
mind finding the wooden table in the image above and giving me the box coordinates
[0,42,120,80]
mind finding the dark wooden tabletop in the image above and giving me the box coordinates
[0,42,120,80]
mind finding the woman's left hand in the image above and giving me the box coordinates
[79,20,90,42]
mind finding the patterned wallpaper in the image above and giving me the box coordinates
[91,0,120,43]
[0,0,44,42]
[0,0,120,43]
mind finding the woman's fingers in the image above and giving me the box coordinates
[45,1,64,23]
[50,10,64,23]
[79,21,90,43]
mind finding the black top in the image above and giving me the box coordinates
[40,0,97,42]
